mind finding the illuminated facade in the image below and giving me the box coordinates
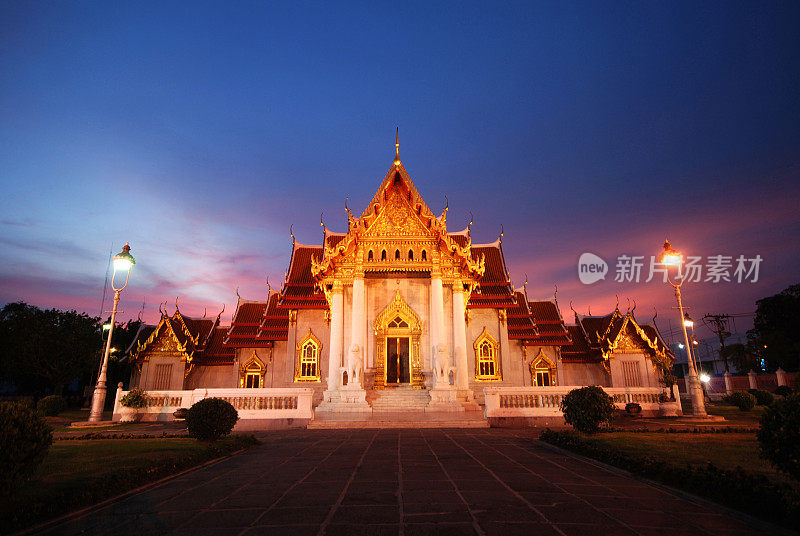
[128,141,672,412]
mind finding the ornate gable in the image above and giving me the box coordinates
[310,154,484,292]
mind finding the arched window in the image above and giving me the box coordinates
[381,250,387,261]
[421,250,427,261]
[295,330,322,382]
[395,249,400,260]
[530,349,557,387]
[473,329,501,381]
[368,250,374,261]
[239,350,266,388]
[408,249,414,260]
[245,362,262,388]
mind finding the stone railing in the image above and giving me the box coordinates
[112,385,315,422]
[677,369,796,396]
[484,386,675,418]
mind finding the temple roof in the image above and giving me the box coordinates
[225,292,290,347]
[560,307,672,363]
[129,306,234,366]
[467,241,515,308]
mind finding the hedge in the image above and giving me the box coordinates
[540,429,800,529]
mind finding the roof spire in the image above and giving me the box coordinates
[394,127,400,166]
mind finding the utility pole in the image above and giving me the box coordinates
[704,314,732,372]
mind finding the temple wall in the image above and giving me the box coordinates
[561,362,610,387]
[609,352,660,389]
[137,354,187,391]
[465,308,507,403]
[184,364,238,389]
[291,309,329,402]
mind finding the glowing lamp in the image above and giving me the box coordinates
[113,243,136,273]
[659,239,683,267]
[693,340,699,345]
[699,373,710,384]
[102,323,111,331]
[678,343,685,349]
[683,312,694,328]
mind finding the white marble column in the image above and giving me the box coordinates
[326,282,344,392]
[349,275,366,387]
[452,281,469,390]
[430,275,445,365]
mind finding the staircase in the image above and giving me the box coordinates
[368,385,430,412]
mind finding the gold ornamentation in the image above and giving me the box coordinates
[372,290,424,389]
[474,328,501,381]
[295,330,322,382]
[239,349,267,388]
[529,348,557,386]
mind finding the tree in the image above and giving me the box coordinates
[0,302,101,395]
[720,343,757,373]
[748,284,800,372]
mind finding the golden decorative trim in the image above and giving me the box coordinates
[372,290,424,389]
[529,348,557,386]
[239,349,267,388]
[474,327,502,381]
[295,329,322,382]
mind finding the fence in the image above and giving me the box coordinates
[676,369,796,395]
[484,386,678,418]
[112,384,315,422]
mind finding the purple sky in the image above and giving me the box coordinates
[1,2,799,344]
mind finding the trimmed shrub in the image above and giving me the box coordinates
[723,391,756,411]
[560,386,615,434]
[748,389,774,406]
[185,398,238,441]
[774,385,794,397]
[173,408,188,419]
[0,402,53,493]
[758,394,800,480]
[625,402,642,416]
[36,395,67,416]
[120,388,147,408]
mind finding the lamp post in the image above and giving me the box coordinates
[660,240,707,417]
[88,243,135,422]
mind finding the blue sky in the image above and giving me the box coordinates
[1,1,799,341]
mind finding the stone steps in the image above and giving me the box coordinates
[307,410,489,429]
[368,387,431,412]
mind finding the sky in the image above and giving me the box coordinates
[1,1,799,344]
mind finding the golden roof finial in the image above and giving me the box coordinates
[394,127,400,166]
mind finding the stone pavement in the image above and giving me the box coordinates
[27,429,772,536]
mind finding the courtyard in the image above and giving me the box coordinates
[22,429,771,536]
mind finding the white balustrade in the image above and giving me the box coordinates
[112,386,315,422]
[484,386,670,418]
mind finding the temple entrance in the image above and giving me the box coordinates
[386,337,411,384]
[373,291,424,389]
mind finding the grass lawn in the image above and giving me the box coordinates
[1,435,258,533]
[591,432,788,482]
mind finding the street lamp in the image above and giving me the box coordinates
[88,243,135,422]
[660,239,707,417]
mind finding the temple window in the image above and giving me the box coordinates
[421,250,427,261]
[295,330,322,382]
[368,250,374,261]
[530,349,557,387]
[473,329,501,381]
[408,249,414,260]
[240,351,266,388]
[395,249,400,260]
[381,250,387,261]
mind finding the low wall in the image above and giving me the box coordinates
[484,386,679,419]
[112,384,315,422]
[677,370,797,395]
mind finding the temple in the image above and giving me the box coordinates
[127,137,673,416]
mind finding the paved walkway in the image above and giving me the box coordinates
[29,429,770,536]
